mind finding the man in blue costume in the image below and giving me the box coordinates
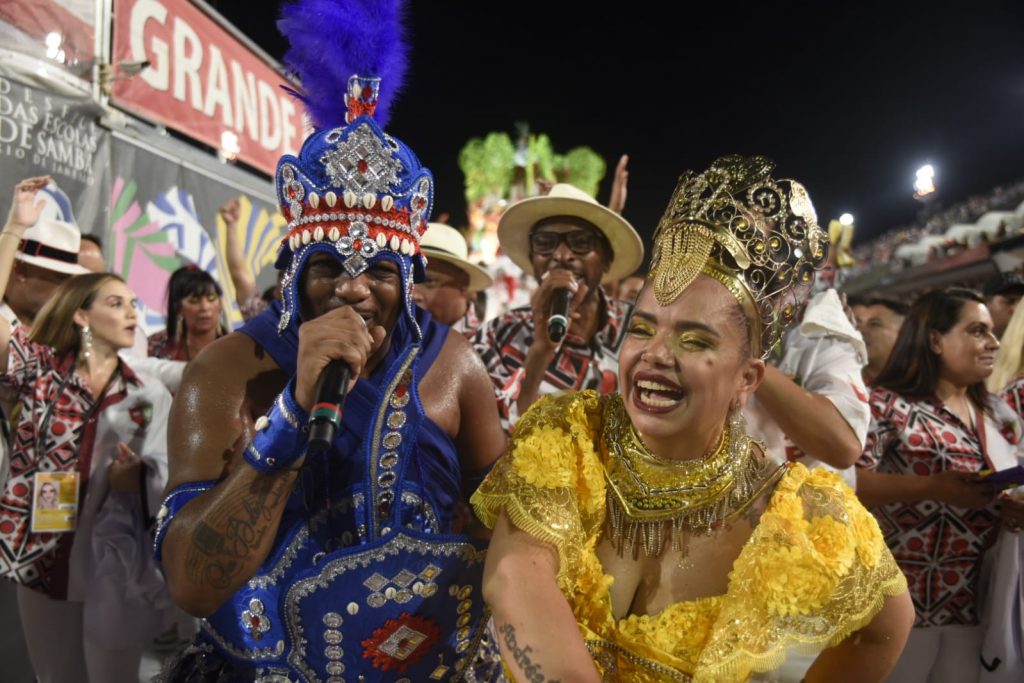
[153,2,506,680]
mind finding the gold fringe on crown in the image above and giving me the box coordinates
[648,155,827,358]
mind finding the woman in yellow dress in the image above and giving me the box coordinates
[472,156,913,682]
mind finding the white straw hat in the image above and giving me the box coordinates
[497,183,643,282]
[14,182,88,275]
[421,223,493,291]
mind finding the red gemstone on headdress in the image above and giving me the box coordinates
[288,188,296,198]
[362,86,373,100]
[414,197,425,209]
[250,616,261,628]
[353,239,362,250]
[396,385,407,397]
[357,159,369,174]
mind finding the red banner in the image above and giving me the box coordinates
[111,0,307,176]
[0,0,95,72]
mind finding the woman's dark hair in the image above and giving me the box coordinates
[875,287,990,409]
[165,265,223,340]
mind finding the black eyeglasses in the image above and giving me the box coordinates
[529,230,600,255]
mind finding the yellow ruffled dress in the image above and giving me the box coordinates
[471,391,907,682]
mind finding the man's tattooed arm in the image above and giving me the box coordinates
[182,469,296,592]
[499,622,562,683]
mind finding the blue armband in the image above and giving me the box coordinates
[153,480,217,562]
[243,381,311,473]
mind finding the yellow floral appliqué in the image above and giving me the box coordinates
[472,393,908,682]
[510,425,575,489]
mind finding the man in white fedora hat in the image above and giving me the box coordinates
[414,222,493,332]
[471,182,643,431]
[0,176,88,332]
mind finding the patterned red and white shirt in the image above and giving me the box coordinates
[858,386,1023,627]
[452,304,482,337]
[471,293,633,432]
[0,326,168,599]
[146,329,186,361]
[1000,376,1024,420]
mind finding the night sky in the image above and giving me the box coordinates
[212,0,1024,251]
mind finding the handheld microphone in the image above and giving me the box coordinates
[547,287,572,343]
[307,359,352,453]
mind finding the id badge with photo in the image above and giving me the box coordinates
[30,471,79,533]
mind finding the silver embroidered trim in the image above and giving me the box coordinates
[284,532,485,681]
[275,393,301,429]
[319,123,403,194]
[248,524,310,591]
[247,488,366,591]
[199,620,285,662]
[401,491,441,534]
[369,351,418,537]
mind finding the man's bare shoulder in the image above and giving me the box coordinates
[189,331,281,378]
[417,328,492,437]
[168,332,290,486]
[431,327,488,380]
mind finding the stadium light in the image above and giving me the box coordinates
[913,164,936,200]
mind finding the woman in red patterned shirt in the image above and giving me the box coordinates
[857,288,1024,682]
[0,178,173,683]
[147,265,227,361]
[0,275,174,683]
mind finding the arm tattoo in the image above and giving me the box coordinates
[499,622,561,683]
[185,473,292,589]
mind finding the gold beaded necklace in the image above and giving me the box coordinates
[601,395,786,558]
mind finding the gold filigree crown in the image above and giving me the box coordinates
[649,155,827,357]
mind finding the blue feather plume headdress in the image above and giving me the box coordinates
[278,0,408,129]
[272,0,433,340]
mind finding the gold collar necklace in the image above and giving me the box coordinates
[602,395,785,558]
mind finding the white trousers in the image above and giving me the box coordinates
[886,624,983,683]
[16,584,143,683]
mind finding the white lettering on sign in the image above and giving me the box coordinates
[230,61,258,141]
[204,45,232,126]
[132,0,169,91]
[0,77,102,185]
[121,0,305,171]
[172,16,203,109]
[257,80,281,151]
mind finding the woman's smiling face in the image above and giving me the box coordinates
[618,275,764,459]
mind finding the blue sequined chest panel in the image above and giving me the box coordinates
[188,314,501,681]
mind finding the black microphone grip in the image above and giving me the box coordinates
[307,359,352,453]
[548,287,572,343]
